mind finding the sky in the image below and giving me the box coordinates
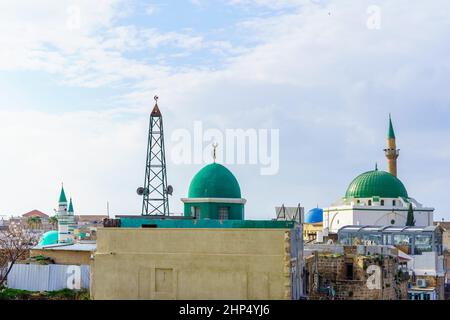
[0,0,449,220]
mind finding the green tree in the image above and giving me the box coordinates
[26,216,42,230]
[48,216,58,230]
[406,203,415,226]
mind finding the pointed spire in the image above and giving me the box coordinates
[388,114,396,139]
[375,162,378,171]
[68,198,74,214]
[59,184,68,204]
[151,95,162,117]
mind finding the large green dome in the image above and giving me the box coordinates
[188,163,242,198]
[345,169,408,199]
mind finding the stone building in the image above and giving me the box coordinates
[338,225,446,300]
[304,244,409,300]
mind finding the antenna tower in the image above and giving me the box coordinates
[139,96,170,215]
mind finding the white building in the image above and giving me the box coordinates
[323,167,434,233]
[323,116,434,234]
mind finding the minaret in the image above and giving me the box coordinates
[57,184,68,215]
[56,184,77,244]
[384,114,399,177]
[68,198,74,215]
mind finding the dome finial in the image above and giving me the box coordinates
[151,95,161,117]
[212,142,219,163]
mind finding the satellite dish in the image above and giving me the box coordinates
[167,185,174,196]
[137,187,144,196]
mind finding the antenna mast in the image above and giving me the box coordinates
[140,96,170,215]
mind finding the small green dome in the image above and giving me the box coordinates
[188,163,241,198]
[345,169,408,199]
[38,230,59,246]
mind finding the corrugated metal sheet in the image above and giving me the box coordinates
[7,264,90,292]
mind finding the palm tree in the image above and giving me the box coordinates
[26,216,42,230]
[48,216,58,230]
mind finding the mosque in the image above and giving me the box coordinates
[305,115,435,235]
[181,161,246,220]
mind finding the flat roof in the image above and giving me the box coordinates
[338,225,440,233]
[33,242,96,252]
[117,217,297,229]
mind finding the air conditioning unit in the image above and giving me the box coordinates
[417,279,427,288]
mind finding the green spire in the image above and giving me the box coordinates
[59,185,68,204]
[388,114,396,139]
[68,198,74,213]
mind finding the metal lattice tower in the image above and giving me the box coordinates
[140,96,170,215]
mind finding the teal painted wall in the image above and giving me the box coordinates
[183,202,244,220]
[119,218,295,229]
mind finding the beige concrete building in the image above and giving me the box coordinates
[91,227,298,300]
[30,243,96,266]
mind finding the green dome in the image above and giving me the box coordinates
[38,230,58,246]
[188,163,242,198]
[345,169,408,199]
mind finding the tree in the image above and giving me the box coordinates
[26,216,42,230]
[406,203,415,227]
[48,216,58,230]
[0,224,38,288]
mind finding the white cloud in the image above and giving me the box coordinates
[1,0,450,220]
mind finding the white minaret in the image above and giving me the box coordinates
[57,184,76,243]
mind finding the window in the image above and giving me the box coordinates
[219,207,230,220]
[361,234,382,245]
[393,234,412,254]
[392,200,396,206]
[414,234,433,254]
[191,206,201,219]
[368,200,372,206]
[380,200,385,206]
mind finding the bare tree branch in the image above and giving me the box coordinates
[0,224,39,288]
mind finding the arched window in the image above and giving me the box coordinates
[368,200,372,206]
[381,200,385,206]
[392,200,396,206]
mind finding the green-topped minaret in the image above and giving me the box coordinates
[56,184,77,244]
[68,198,74,215]
[384,114,399,177]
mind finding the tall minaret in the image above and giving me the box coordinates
[56,184,76,244]
[384,114,399,177]
[57,184,68,215]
